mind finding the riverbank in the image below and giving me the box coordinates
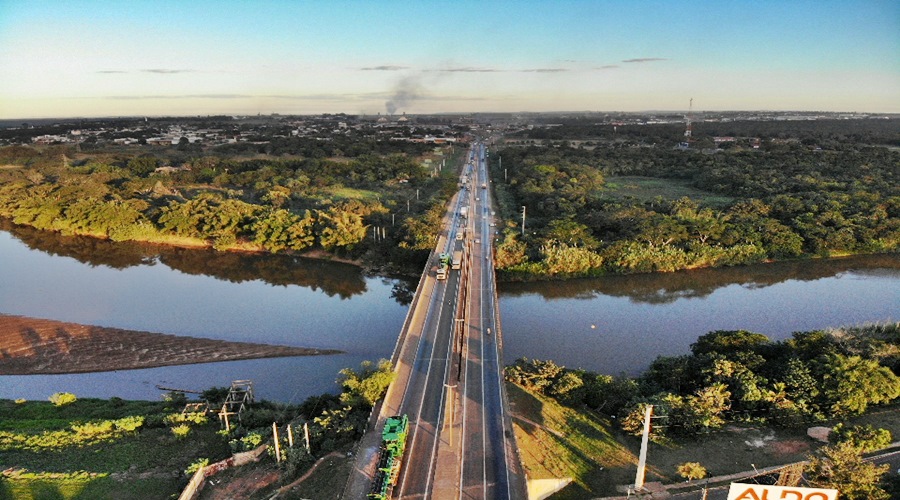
[0,314,341,375]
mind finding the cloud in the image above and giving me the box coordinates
[97,70,127,74]
[596,65,620,70]
[105,94,249,100]
[520,68,567,73]
[622,58,667,63]
[141,69,194,74]
[360,65,409,71]
[433,67,502,73]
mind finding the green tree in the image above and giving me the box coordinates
[337,359,395,408]
[126,155,158,177]
[495,231,528,268]
[830,423,892,452]
[805,441,890,500]
[816,353,900,415]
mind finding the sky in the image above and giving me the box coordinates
[0,0,898,119]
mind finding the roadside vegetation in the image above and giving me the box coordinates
[506,322,900,498]
[0,139,460,275]
[489,118,898,279]
[0,359,394,500]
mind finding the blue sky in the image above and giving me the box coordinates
[0,0,897,118]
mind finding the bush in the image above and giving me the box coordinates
[677,462,707,481]
[171,424,191,439]
[184,457,209,476]
[49,392,77,407]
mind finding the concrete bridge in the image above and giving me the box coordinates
[344,141,526,499]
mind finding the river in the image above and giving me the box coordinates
[1,221,897,402]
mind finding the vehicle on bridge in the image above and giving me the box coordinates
[459,206,468,218]
[368,414,409,500]
[436,253,451,280]
[452,250,463,270]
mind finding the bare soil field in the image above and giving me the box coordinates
[0,313,340,375]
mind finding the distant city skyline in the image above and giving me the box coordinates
[1,0,898,119]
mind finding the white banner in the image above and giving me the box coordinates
[726,483,838,500]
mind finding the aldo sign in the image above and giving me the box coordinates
[727,483,838,500]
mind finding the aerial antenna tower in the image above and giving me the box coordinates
[684,98,693,143]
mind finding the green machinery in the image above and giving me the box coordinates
[368,414,409,500]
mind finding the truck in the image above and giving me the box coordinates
[459,206,468,218]
[436,253,450,280]
[456,227,465,240]
[368,415,409,500]
[452,250,463,270]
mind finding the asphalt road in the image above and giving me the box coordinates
[347,141,524,499]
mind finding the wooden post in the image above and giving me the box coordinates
[223,410,230,432]
[304,422,311,454]
[634,405,653,491]
[273,422,281,463]
[288,425,294,448]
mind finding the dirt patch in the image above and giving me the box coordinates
[199,462,281,500]
[767,438,811,457]
[0,313,341,375]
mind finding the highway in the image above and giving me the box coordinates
[457,143,520,499]
[344,141,524,500]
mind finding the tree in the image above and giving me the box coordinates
[317,204,368,251]
[816,353,900,415]
[495,231,528,268]
[126,155,158,177]
[830,423,892,453]
[337,359,395,409]
[805,441,890,500]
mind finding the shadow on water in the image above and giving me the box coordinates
[1,218,380,299]
[500,254,900,304]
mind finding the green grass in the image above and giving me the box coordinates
[323,186,381,201]
[0,398,232,500]
[600,176,735,207]
[508,383,900,498]
[507,383,635,497]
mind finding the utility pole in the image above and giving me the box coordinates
[304,422,311,454]
[634,405,653,491]
[521,206,526,236]
[273,422,282,463]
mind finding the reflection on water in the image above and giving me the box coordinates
[0,221,412,402]
[499,254,900,376]
[0,218,371,299]
[501,254,900,304]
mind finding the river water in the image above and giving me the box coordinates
[1,221,897,402]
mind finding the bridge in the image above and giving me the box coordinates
[344,142,527,499]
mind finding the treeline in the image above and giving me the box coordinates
[506,323,900,439]
[490,141,898,279]
[0,144,458,272]
[511,117,900,147]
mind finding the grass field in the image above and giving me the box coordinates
[508,382,900,498]
[0,398,232,500]
[600,176,735,208]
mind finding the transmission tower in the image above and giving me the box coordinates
[684,97,693,142]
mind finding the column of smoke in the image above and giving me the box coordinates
[385,75,424,116]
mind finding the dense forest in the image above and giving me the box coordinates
[490,119,899,279]
[0,140,458,274]
[506,323,900,437]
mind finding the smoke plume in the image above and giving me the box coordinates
[385,75,423,115]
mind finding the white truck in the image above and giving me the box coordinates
[459,206,468,218]
[451,250,463,270]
